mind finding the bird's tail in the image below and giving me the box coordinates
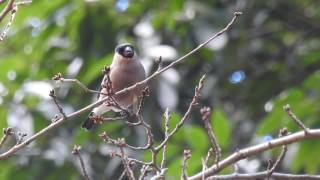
[82,112,94,130]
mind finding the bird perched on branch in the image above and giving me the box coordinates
[82,43,146,130]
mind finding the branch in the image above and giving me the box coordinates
[283,104,309,133]
[181,149,191,180]
[160,108,170,169]
[267,145,287,179]
[0,0,16,41]
[206,172,320,180]
[0,11,241,160]
[0,0,31,41]
[0,0,14,22]
[267,128,288,179]
[0,127,13,149]
[116,138,136,180]
[49,89,67,119]
[155,74,206,152]
[52,73,101,94]
[189,129,320,180]
[200,107,221,165]
[72,145,91,180]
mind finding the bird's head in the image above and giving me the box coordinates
[115,43,134,58]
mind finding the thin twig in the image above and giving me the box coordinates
[103,116,127,122]
[137,87,150,115]
[0,1,16,41]
[117,139,136,180]
[204,148,214,168]
[267,128,289,179]
[72,145,91,180]
[49,89,67,119]
[0,127,13,149]
[15,0,32,5]
[283,104,309,133]
[52,73,104,95]
[0,11,241,160]
[139,165,150,180]
[100,118,154,151]
[267,145,287,179]
[155,75,206,151]
[200,107,221,165]
[181,149,191,180]
[118,170,127,180]
[160,108,170,169]
[0,0,14,22]
[150,168,167,180]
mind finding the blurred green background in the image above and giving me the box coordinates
[1,0,320,179]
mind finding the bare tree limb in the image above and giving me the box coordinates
[0,127,13,149]
[0,0,16,41]
[267,145,287,179]
[155,74,206,152]
[72,145,91,180]
[267,128,289,179]
[200,107,221,165]
[283,104,309,133]
[49,89,67,119]
[160,108,170,169]
[0,0,14,22]
[189,129,320,180]
[206,172,320,180]
[53,73,101,94]
[182,149,191,180]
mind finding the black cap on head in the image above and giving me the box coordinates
[115,43,134,58]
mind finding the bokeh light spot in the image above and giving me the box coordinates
[229,70,246,84]
[115,0,129,12]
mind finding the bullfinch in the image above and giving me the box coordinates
[82,43,146,130]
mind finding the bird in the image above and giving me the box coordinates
[82,43,146,130]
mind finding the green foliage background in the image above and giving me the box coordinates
[1,0,320,179]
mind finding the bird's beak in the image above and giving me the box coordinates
[123,46,134,58]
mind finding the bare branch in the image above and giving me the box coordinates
[100,118,154,151]
[155,74,206,152]
[118,170,127,180]
[0,127,13,149]
[189,129,320,180]
[268,145,287,179]
[283,104,309,133]
[15,0,32,5]
[181,149,191,180]
[200,106,221,165]
[49,89,67,119]
[137,87,150,115]
[139,165,150,180]
[0,0,14,22]
[160,108,170,169]
[116,139,136,180]
[150,168,167,180]
[206,172,320,180]
[0,1,16,41]
[204,148,214,168]
[72,145,91,180]
[52,73,101,94]
[267,128,289,179]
